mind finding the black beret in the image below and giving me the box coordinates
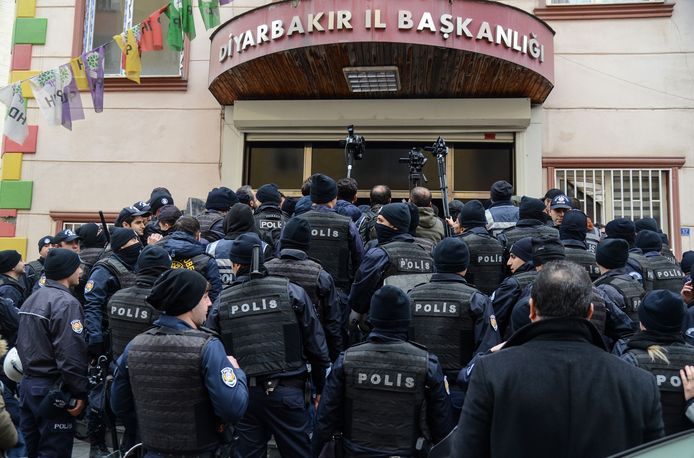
[0,250,21,273]
[256,183,282,205]
[379,203,410,233]
[147,269,207,316]
[369,285,412,330]
[519,196,546,221]
[310,174,338,204]
[433,237,470,273]
[559,210,587,242]
[639,290,686,334]
[44,248,81,280]
[595,238,629,270]
[510,237,534,263]
[635,230,662,254]
[229,232,264,265]
[635,217,659,233]
[110,228,138,252]
[605,218,636,244]
[77,223,107,248]
[206,187,237,211]
[281,218,311,251]
[459,200,487,228]
[136,245,171,276]
[532,236,566,266]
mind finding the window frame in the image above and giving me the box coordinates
[50,211,118,235]
[72,0,190,91]
[534,0,674,20]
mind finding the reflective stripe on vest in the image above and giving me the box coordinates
[128,327,219,454]
[343,340,428,455]
[217,276,303,377]
[298,211,352,289]
[408,281,476,375]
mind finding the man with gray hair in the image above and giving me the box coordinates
[453,260,664,457]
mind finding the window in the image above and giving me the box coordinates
[83,0,183,77]
[554,168,669,229]
[50,212,118,234]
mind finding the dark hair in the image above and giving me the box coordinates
[410,186,432,207]
[301,178,312,196]
[337,177,358,201]
[122,213,145,226]
[531,260,592,319]
[370,185,391,206]
[235,185,254,205]
[173,215,201,236]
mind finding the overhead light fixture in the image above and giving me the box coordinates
[343,66,400,93]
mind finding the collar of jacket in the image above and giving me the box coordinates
[461,226,489,235]
[489,200,514,209]
[515,262,536,274]
[255,203,282,214]
[598,266,631,280]
[135,275,158,288]
[44,278,73,294]
[368,330,409,342]
[430,272,468,283]
[279,248,308,261]
[381,233,415,244]
[504,316,606,351]
[515,218,545,227]
[562,239,588,249]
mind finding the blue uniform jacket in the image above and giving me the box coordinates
[348,233,413,314]
[335,200,362,223]
[312,331,455,457]
[110,315,249,425]
[594,266,642,318]
[0,275,26,309]
[17,280,89,398]
[313,205,364,278]
[206,271,331,392]
[490,262,535,335]
[84,256,132,344]
[162,231,222,302]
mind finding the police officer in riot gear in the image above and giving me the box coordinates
[559,210,601,280]
[196,187,237,243]
[635,230,685,293]
[142,189,174,243]
[17,249,87,457]
[594,239,645,327]
[496,196,558,255]
[206,233,330,457]
[74,223,108,304]
[313,286,454,457]
[407,237,500,417]
[490,237,537,337]
[0,251,27,309]
[636,217,677,264]
[456,200,504,296]
[25,235,54,291]
[619,290,694,435]
[111,269,249,457]
[253,183,286,252]
[349,203,434,314]
[605,218,646,281]
[265,218,343,361]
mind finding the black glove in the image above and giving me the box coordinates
[87,341,105,359]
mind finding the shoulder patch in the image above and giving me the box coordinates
[221,367,237,388]
[39,275,46,287]
[84,280,94,292]
[489,314,498,332]
[443,375,450,395]
[71,319,83,334]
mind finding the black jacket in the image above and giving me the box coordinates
[454,317,664,458]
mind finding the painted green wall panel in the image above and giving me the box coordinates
[0,181,33,209]
[12,18,47,45]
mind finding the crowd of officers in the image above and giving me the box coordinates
[0,175,693,457]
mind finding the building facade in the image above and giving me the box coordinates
[1,0,692,259]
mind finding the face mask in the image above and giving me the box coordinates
[117,243,143,267]
[375,223,401,244]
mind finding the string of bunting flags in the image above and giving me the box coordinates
[0,0,225,146]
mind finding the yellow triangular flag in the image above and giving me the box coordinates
[70,57,89,91]
[114,29,141,84]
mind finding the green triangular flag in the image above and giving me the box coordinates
[165,0,184,51]
[199,0,220,30]
[181,0,196,41]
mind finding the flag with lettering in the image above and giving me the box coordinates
[81,45,105,112]
[0,83,29,145]
[28,69,61,125]
[199,0,220,30]
[70,57,89,91]
[182,0,196,41]
[114,28,142,84]
[140,6,166,52]
[58,64,85,131]
[165,0,184,51]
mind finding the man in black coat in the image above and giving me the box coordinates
[453,259,664,458]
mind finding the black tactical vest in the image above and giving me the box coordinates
[413,237,435,254]
[381,241,434,293]
[590,287,607,335]
[631,344,694,435]
[628,252,655,291]
[564,247,601,280]
[585,232,600,254]
[128,326,219,454]
[197,211,224,242]
[298,211,352,290]
[171,253,212,278]
[94,256,137,290]
[513,271,537,292]
[342,340,428,455]
[594,274,645,321]
[461,233,505,295]
[107,282,160,360]
[265,257,322,317]
[499,224,559,249]
[408,281,476,377]
[217,276,304,377]
[254,208,286,250]
[661,244,677,265]
[25,259,44,290]
[649,255,685,293]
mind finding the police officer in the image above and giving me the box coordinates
[206,233,330,457]
[635,230,685,293]
[559,210,601,280]
[24,235,54,291]
[74,223,108,304]
[16,249,87,457]
[605,217,645,281]
[197,187,237,243]
[620,290,694,435]
[111,269,249,457]
[142,188,174,243]
[636,217,677,264]
[594,239,645,326]
[349,203,433,314]
[0,251,27,309]
[297,173,364,297]
[54,229,81,253]
[265,218,343,361]
[408,237,500,417]
[84,228,142,359]
[161,216,222,301]
[548,194,572,228]
[485,180,519,237]
[490,237,536,337]
[496,196,558,254]
[253,183,286,252]
[107,245,171,361]
[456,200,504,295]
[313,286,454,457]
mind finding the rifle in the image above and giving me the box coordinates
[425,137,453,238]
